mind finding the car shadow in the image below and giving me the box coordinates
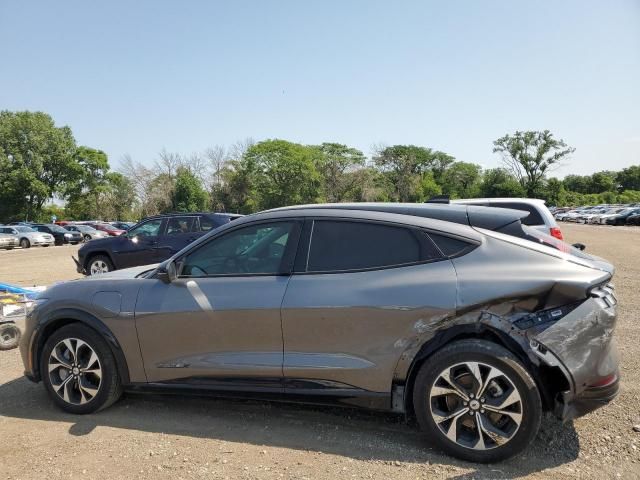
[0,376,579,477]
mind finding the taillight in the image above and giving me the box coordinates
[550,227,563,240]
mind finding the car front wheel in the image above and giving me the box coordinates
[413,339,541,463]
[88,255,113,275]
[20,238,30,248]
[40,324,122,414]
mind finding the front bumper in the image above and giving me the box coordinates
[531,291,619,421]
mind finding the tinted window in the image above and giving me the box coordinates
[166,217,197,235]
[493,203,544,226]
[306,220,441,272]
[181,222,295,276]
[429,233,474,257]
[128,219,163,237]
[198,216,220,232]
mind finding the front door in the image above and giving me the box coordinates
[115,218,165,268]
[135,220,302,387]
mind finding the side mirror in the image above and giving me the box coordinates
[572,242,586,251]
[157,261,177,283]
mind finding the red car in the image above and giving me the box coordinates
[85,222,125,236]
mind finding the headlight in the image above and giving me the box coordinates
[64,233,71,237]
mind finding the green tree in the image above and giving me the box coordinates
[65,146,111,218]
[562,174,591,194]
[617,165,640,191]
[589,171,617,193]
[242,139,321,210]
[312,143,366,202]
[493,130,575,197]
[0,111,78,221]
[374,145,453,202]
[440,162,482,198]
[542,177,567,206]
[172,167,209,212]
[479,168,526,198]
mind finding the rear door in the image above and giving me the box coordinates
[280,219,458,395]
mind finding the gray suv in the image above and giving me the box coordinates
[20,205,619,463]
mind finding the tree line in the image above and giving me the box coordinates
[1,110,639,223]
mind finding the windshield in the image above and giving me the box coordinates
[47,224,68,233]
[15,226,35,232]
[78,226,97,232]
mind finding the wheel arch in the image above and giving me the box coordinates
[32,308,130,385]
[399,323,567,416]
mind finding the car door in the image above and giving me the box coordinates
[115,218,166,268]
[155,216,200,261]
[280,219,458,395]
[135,219,302,386]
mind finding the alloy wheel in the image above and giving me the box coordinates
[90,260,109,275]
[48,338,102,405]
[429,361,523,450]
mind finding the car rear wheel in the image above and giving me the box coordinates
[20,238,30,249]
[413,339,541,463]
[88,255,113,275]
[40,324,122,414]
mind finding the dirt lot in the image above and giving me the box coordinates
[1,225,639,479]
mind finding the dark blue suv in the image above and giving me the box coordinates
[74,212,242,275]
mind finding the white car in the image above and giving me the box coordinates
[453,197,564,239]
[0,226,54,248]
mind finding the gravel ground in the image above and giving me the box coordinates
[1,224,639,479]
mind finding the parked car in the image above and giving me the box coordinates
[626,212,640,226]
[31,224,82,245]
[63,224,108,242]
[84,222,126,237]
[75,212,242,275]
[22,205,618,463]
[0,225,54,248]
[602,207,640,226]
[0,232,19,250]
[110,221,135,231]
[452,198,564,239]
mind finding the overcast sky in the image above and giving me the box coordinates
[1,0,638,177]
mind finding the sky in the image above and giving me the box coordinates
[0,0,638,177]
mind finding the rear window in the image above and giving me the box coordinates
[492,203,544,226]
[306,220,442,272]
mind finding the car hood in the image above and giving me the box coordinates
[85,263,159,280]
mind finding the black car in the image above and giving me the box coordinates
[75,212,242,275]
[604,207,640,225]
[32,224,83,245]
[626,213,640,226]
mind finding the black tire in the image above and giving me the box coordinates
[19,238,30,249]
[0,323,21,350]
[40,323,122,414]
[84,234,91,242]
[412,339,542,463]
[87,255,114,275]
